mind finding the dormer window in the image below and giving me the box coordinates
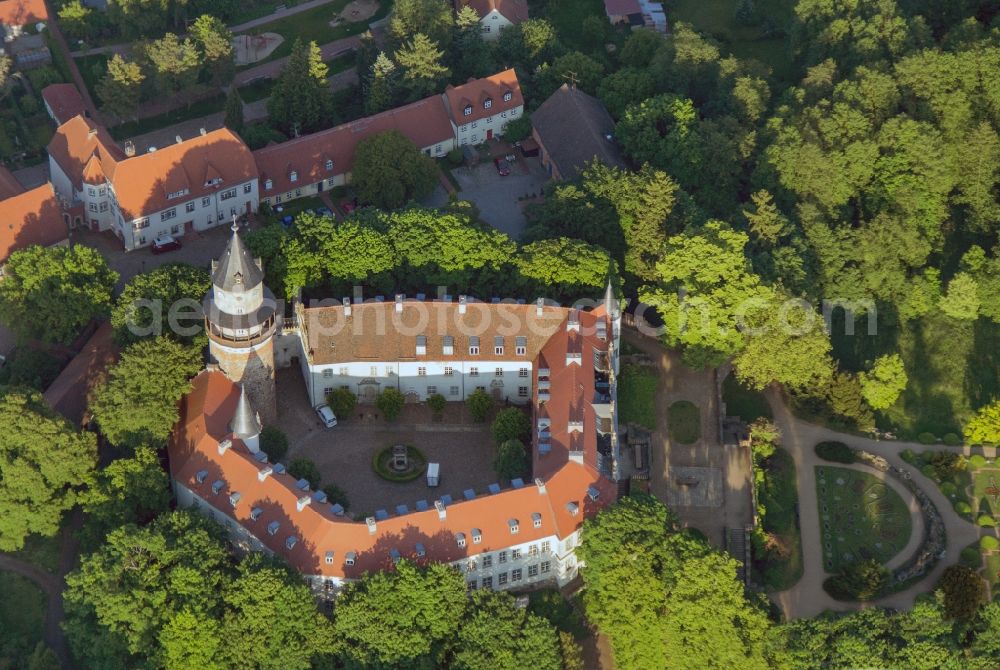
[463,105,472,116]
[443,336,454,355]
[484,98,492,110]
[250,507,263,521]
[211,480,224,495]
[286,535,298,550]
[325,159,333,171]
[494,336,504,355]
[469,336,480,355]
[472,528,482,544]
[289,171,298,182]
[267,521,280,535]
[416,335,427,356]
[503,90,512,102]
[516,336,527,356]
[508,519,519,535]
[455,532,466,548]
[264,179,272,190]
[325,551,334,565]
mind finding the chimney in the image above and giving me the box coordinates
[395,294,404,313]
[124,140,135,157]
[535,478,546,494]
[459,295,467,314]
[199,127,207,136]
[536,297,544,317]
[257,465,273,481]
[175,135,183,144]
[435,500,447,519]
[217,438,232,455]
[87,127,98,139]
[343,297,351,317]
[366,516,377,534]
[296,495,311,511]
[566,502,579,516]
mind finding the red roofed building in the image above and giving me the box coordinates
[444,68,523,146]
[169,232,623,593]
[604,0,643,25]
[0,0,47,41]
[0,182,68,267]
[454,0,528,40]
[41,83,86,125]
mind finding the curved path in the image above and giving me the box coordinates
[767,388,981,618]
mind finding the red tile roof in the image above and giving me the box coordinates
[43,322,118,427]
[47,115,124,191]
[110,128,257,220]
[253,95,454,197]
[455,0,528,23]
[604,0,642,16]
[444,69,523,125]
[0,183,67,264]
[0,165,24,200]
[41,83,86,125]
[0,0,47,26]
[170,370,616,579]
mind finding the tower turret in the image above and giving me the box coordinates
[205,220,278,423]
[230,383,262,453]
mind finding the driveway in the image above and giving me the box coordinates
[431,158,549,239]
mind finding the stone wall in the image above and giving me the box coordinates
[210,337,277,424]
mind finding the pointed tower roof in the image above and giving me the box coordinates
[603,274,619,318]
[212,220,264,292]
[230,383,261,440]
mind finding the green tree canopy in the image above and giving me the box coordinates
[494,438,529,481]
[395,33,450,99]
[352,130,439,209]
[451,589,562,670]
[966,401,1000,445]
[267,39,333,135]
[111,263,211,346]
[491,408,531,445]
[859,354,908,411]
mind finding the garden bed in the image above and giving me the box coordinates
[618,364,657,430]
[754,448,803,591]
[371,444,427,482]
[722,375,772,423]
[667,400,701,445]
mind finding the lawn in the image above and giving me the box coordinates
[0,571,47,665]
[667,400,701,444]
[755,447,803,590]
[669,0,798,83]
[971,467,1000,519]
[985,551,1000,593]
[722,374,772,423]
[816,466,912,573]
[617,364,658,430]
[109,94,227,140]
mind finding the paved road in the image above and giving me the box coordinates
[43,0,102,123]
[767,387,982,619]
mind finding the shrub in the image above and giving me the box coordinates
[288,459,321,489]
[323,483,350,511]
[960,546,983,568]
[955,501,972,516]
[900,449,917,465]
[943,433,963,446]
[970,454,988,469]
[940,482,957,497]
[980,535,999,551]
[815,441,854,463]
[494,438,529,481]
[427,393,446,415]
[918,432,938,444]
[259,426,288,462]
[921,464,937,479]
[446,147,464,166]
[927,451,966,481]
[504,116,532,142]
[492,408,531,445]
[467,389,494,422]
[824,559,888,601]
[326,388,357,421]
[937,565,987,621]
[978,515,997,528]
[376,387,405,421]
[0,346,62,390]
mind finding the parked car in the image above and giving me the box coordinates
[340,200,357,214]
[151,234,182,254]
[316,206,333,217]
[494,157,511,176]
[315,404,338,428]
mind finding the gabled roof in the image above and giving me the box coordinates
[604,0,642,16]
[41,83,85,125]
[443,69,523,125]
[47,115,124,191]
[230,384,261,440]
[0,165,24,200]
[0,183,67,264]
[0,0,47,26]
[531,84,625,178]
[455,0,528,23]
[212,224,264,292]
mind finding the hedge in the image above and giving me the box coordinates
[981,535,999,551]
[955,501,972,516]
[960,546,983,568]
[918,432,938,444]
[943,433,962,446]
[815,441,855,463]
[371,444,427,482]
[978,515,997,528]
[970,454,988,469]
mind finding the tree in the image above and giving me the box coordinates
[940,272,980,320]
[734,0,756,25]
[268,39,333,135]
[742,190,789,244]
[494,438,529,481]
[537,52,604,97]
[25,643,60,670]
[365,51,400,114]
[0,245,117,344]
[323,483,350,510]
[0,392,97,551]
[395,33,450,99]
[0,55,11,97]
[260,425,289,462]
[491,408,531,445]
[0,346,62,390]
[377,387,405,421]
[352,130,438,209]
[859,354,908,411]
[452,5,494,79]
[452,589,563,670]
[598,67,656,119]
[159,609,224,670]
[504,115,532,142]
[389,0,454,48]
[427,392,446,416]
[111,263,210,346]
[966,401,1000,445]
[141,33,201,95]
[826,558,888,600]
[58,0,93,40]
[326,387,357,421]
[81,446,171,549]
[514,238,614,300]
[224,86,244,133]
[288,459,321,489]
[90,337,203,449]
[190,14,234,84]
[467,388,493,422]
[220,560,332,669]
[334,561,467,668]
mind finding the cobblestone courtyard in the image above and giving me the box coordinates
[275,369,501,518]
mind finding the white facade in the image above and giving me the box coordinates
[113,179,259,250]
[478,9,515,40]
[452,104,522,146]
[47,155,115,231]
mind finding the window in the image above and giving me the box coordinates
[528,564,539,578]
[323,368,333,378]
[427,385,437,395]
[529,544,539,557]
[264,179,272,191]
[267,521,280,536]
[443,336,454,355]
[463,104,473,116]
[167,188,189,199]
[495,368,503,377]
[202,197,210,206]
[243,183,252,194]
[371,366,378,376]
[88,202,97,212]
[482,576,493,589]
[469,367,479,377]
[498,550,507,564]
[327,178,336,187]
[87,187,96,196]
[444,366,454,377]
[295,188,301,197]
[323,386,333,396]
[161,208,177,221]
[250,506,262,521]
[450,385,459,396]
[469,336,480,355]
[481,24,490,33]
[472,121,478,129]
[186,202,195,213]
[484,98,492,109]
[533,513,543,528]
[456,533,466,548]
[519,368,528,377]
[325,159,333,171]
[326,552,334,565]
[501,111,507,118]
[494,336,504,355]
[99,201,108,212]
[275,195,282,203]
[171,225,180,234]
[418,367,427,376]
[472,529,482,544]
[220,188,237,201]
[346,553,356,566]
[511,568,522,582]
[99,187,106,196]
[518,386,528,397]
[504,91,513,102]
[512,548,521,560]
[540,561,551,574]
[541,540,551,554]
[290,171,298,182]
[339,366,349,376]
[497,571,508,585]
[516,336,527,355]
[416,335,427,355]
[482,554,492,568]
[134,217,149,230]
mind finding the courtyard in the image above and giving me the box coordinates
[815,466,912,572]
[274,369,502,519]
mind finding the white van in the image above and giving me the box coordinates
[427,462,440,487]
[314,404,337,428]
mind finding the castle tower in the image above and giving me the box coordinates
[205,221,278,424]
[230,383,262,453]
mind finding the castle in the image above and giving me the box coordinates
[169,226,622,595]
